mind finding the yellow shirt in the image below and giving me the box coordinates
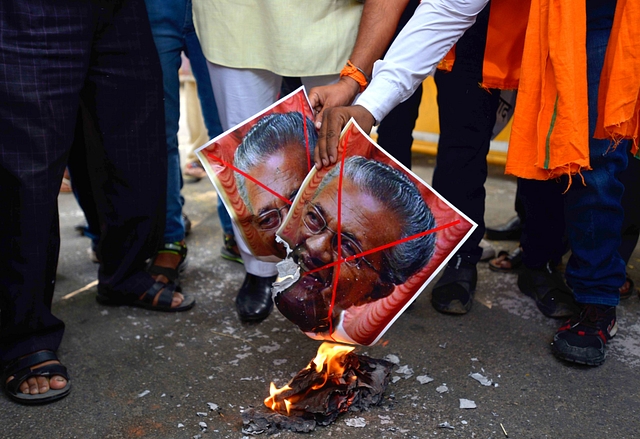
[192,0,363,77]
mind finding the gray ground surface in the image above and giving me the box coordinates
[2,153,639,439]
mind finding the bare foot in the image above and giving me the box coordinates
[5,353,68,395]
[149,242,186,308]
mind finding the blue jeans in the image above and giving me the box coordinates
[145,0,223,242]
[563,0,629,306]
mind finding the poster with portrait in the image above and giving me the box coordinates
[273,119,476,346]
[196,87,316,260]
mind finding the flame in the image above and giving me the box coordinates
[264,342,355,415]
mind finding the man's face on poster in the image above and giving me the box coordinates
[244,144,308,258]
[275,176,401,333]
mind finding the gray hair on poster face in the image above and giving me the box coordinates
[317,156,437,285]
[234,112,317,214]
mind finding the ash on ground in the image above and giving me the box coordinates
[241,354,394,434]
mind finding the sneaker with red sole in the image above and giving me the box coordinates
[552,304,617,366]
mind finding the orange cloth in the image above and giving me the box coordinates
[594,0,640,157]
[506,0,640,179]
[438,0,530,90]
[481,0,530,90]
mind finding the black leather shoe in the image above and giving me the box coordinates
[431,263,477,314]
[235,273,277,322]
[517,263,577,318]
[485,215,522,241]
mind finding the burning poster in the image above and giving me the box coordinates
[243,342,395,434]
[273,119,475,346]
[196,87,316,260]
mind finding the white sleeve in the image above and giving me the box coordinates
[355,0,489,124]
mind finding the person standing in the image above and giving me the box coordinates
[0,0,193,405]
[192,0,373,322]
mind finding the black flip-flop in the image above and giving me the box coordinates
[2,351,71,405]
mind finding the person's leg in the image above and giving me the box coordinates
[515,178,575,318]
[145,0,187,246]
[0,0,92,402]
[206,62,282,320]
[68,101,102,262]
[518,178,567,269]
[552,0,627,366]
[207,63,282,132]
[430,4,499,314]
[618,149,640,266]
[183,5,241,261]
[617,149,639,298]
[87,0,192,312]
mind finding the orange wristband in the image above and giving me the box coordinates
[339,60,370,93]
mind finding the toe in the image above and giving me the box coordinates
[171,292,184,308]
[28,377,40,395]
[37,376,50,394]
[49,375,68,390]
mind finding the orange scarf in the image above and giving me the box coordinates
[506,0,640,180]
[438,0,530,90]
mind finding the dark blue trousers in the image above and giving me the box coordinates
[0,0,167,363]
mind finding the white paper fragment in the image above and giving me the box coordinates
[461,420,468,425]
[439,343,447,349]
[392,376,402,383]
[438,422,455,430]
[177,423,185,428]
[471,357,478,362]
[469,372,492,386]
[137,390,150,398]
[378,415,392,425]
[257,342,281,354]
[198,421,208,430]
[207,403,219,411]
[396,365,413,375]
[416,375,434,384]
[459,399,477,409]
[345,417,367,428]
[384,354,401,364]
[196,412,208,417]
[436,385,449,393]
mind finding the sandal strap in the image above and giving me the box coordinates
[147,265,180,283]
[3,351,58,375]
[141,281,177,308]
[148,242,188,282]
[158,241,187,259]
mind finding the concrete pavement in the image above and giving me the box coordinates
[1,153,639,439]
